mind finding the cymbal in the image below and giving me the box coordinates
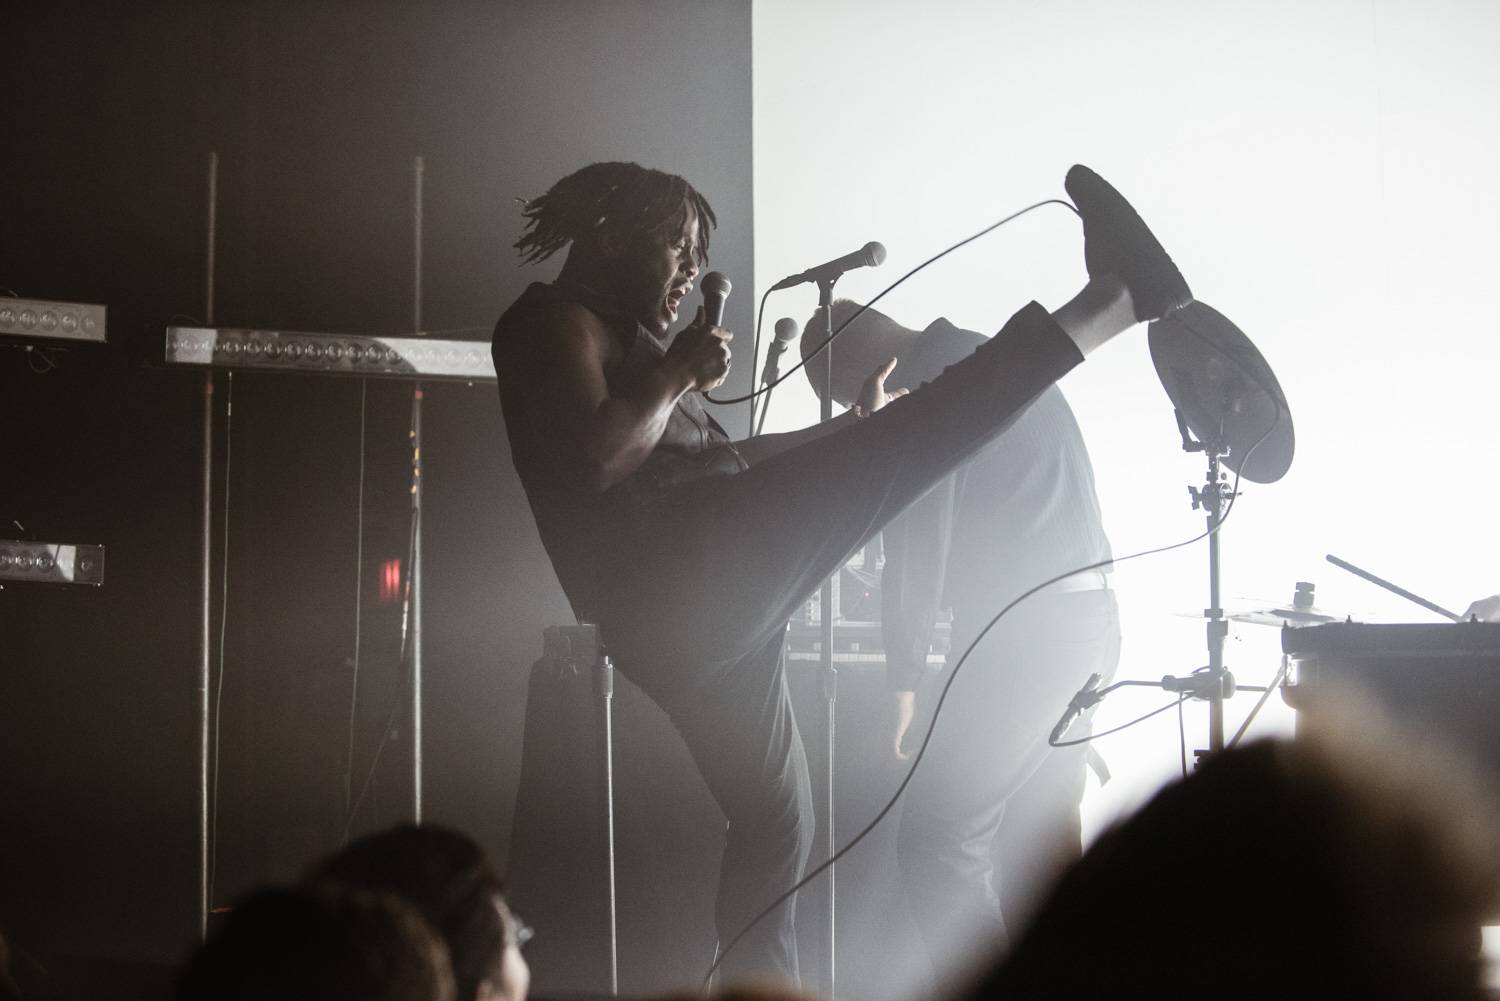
[1227,606,1343,628]
[1173,599,1349,628]
[1149,301,1294,484]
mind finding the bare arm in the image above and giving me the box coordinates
[880,470,959,758]
[500,303,731,492]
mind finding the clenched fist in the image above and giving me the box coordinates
[666,305,733,392]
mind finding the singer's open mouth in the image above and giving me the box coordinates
[665,283,690,317]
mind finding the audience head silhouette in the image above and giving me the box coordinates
[310,824,528,1001]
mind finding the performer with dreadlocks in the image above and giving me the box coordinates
[491,160,1193,985]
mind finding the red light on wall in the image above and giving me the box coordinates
[379,558,402,605]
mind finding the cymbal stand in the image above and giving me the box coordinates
[1052,412,1293,759]
[1175,408,1238,758]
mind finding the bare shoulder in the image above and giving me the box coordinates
[505,300,620,367]
[496,300,624,416]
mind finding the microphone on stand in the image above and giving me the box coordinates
[769,241,886,291]
[1049,673,1104,746]
[701,272,732,325]
[761,318,800,387]
[753,318,801,436]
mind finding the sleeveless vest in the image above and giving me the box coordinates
[493,281,746,619]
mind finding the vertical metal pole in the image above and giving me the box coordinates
[412,155,424,332]
[597,648,620,996]
[815,279,837,998]
[823,669,837,999]
[410,155,425,822]
[1205,453,1227,753]
[197,151,218,940]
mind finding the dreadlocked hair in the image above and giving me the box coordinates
[514,161,716,266]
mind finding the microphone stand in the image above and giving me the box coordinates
[814,277,837,999]
[753,340,789,437]
[196,150,218,941]
[409,155,426,823]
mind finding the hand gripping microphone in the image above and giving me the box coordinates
[761,318,800,387]
[700,271,732,325]
[1049,673,1104,746]
[769,241,886,291]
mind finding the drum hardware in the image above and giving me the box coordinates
[1151,301,1295,757]
[1174,582,1351,629]
[1052,301,1297,759]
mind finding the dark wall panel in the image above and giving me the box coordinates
[1,0,752,972]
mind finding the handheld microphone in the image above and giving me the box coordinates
[1049,673,1103,746]
[769,241,887,291]
[761,318,800,386]
[701,272,732,326]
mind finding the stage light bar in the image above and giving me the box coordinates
[0,540,105,586]
[0,297,106,344]
[163,327,496,383]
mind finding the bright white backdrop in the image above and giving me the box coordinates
[751,0,1500,836]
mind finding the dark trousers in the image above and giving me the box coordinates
[896,589,1121,980]
[596,302,1083,985]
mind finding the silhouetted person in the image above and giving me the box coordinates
[968,705,1500,1000]
[308,825,528,1001]
[804,299,1117,975]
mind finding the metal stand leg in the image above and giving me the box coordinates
[815,277,839,998]
[539,624,619,994]
[823,665,837,999]
[1175,409,1237,761]
[197,151,219,940]
[596,646,620,996]
[408,155,425,823]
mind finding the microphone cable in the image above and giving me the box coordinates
[746,286,773,434]
[207,371,234,912]
[705,198,1080,411]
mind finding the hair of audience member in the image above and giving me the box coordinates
[177,884,454,1001]
[653,984,826,1001]
[801,298,911,405]
[515,161,716,266]
[308,825,524,1001]
[967,695,1500,1000]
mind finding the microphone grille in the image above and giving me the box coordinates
[701,271,732,298]
[862,242,887,268]
[773,317,800,344]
